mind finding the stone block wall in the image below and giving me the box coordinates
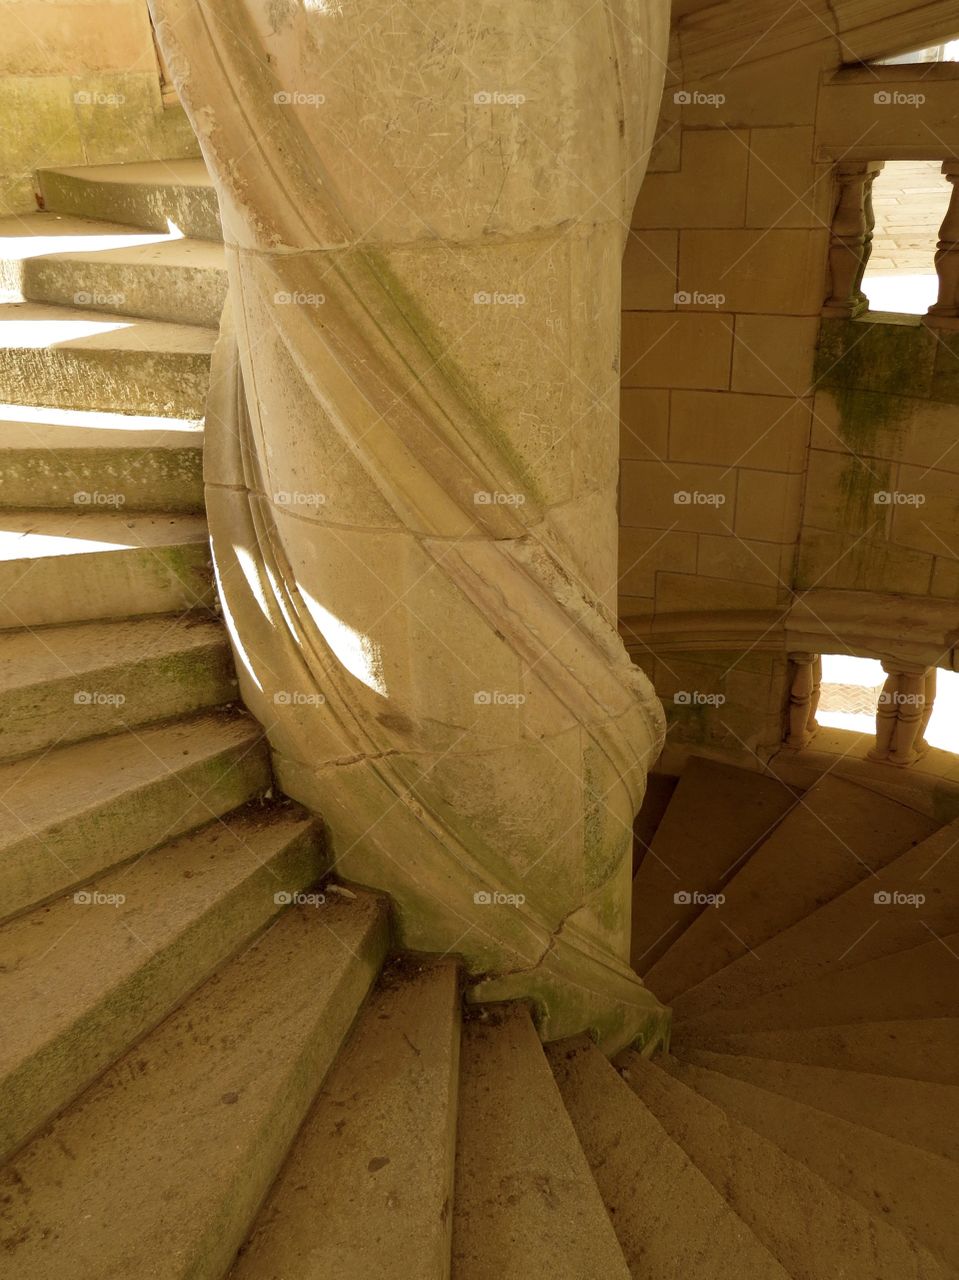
[804,318,959,600]
[616,38,959,767]
[617,61,832,626]
[0,0,199,215]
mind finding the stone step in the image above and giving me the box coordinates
[673,932,959,1044]
[0,615,237,762]
[644,775,937,1002]
[38,160,221,242]
[0,710,271,922]
[0,403,203,512]
[622,1051,945,1280]
[0,212,227,328]
[689,1020,959,1085]
[0,894,389,1280]
[631,756,799,971]
[677,1049,959,1161]
[547,1037,790,1278]
[231,958,460,1280]
[452,1005,630,1279]
[0,302,215,417]
[670,815,959,1023]
[0,510,213,628]
[661,1055,959,1273]
[0,803,326,1162]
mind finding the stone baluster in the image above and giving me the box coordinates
[784,652,822,748]
[868,660,936,766]
[925,162,959,329]
[822,161,883,318]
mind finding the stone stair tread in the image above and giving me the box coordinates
[0,709,259,841]
[0,300,216,353]
[452,1004,631,1279]
[0,510,213,627]
[660,1055,959,1272]
[0,710,270,920]
[0,802,325,1161]
[0,403,203,451]
[41,159,215,189]
[0,509,208,558]
[0,614,236,762]
[0,212,224,271]
[0,895,389,1280]
[673,931,959,1042]
[689,1019,959,1084]
[621,1051,946,1280]
[677,1048,959,1160]
[631,757,799,971]
[547,1037,791,1278]
[230,958,460,1280]
[0,404,204,512]
[0,614,226,690]
[670,814,959,1022]
[644,774,937,1001]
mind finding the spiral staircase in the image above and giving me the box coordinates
[0,163,955,1278]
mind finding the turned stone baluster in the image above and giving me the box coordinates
[868,661,935,766]
[925,162,959,329]
[784,652,822,748]
[823,161,883,318]
[919,667,938,743]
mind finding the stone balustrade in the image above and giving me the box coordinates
[925,160,959,329]
[782,652,938,768]
[822,161,884,318]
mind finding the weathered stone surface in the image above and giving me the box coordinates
[152,0,670,1046]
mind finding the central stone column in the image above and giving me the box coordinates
[151,0,669,1051]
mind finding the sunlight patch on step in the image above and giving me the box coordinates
[0,229,177,262]
[0,402,201,434]
[0,527,138,559]
[0,315,132,347]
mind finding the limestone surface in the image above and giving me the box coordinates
[151,0,670,1048]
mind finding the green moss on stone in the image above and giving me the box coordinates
[358,245,547,505]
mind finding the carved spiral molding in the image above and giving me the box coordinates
[152,0,669,1050]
